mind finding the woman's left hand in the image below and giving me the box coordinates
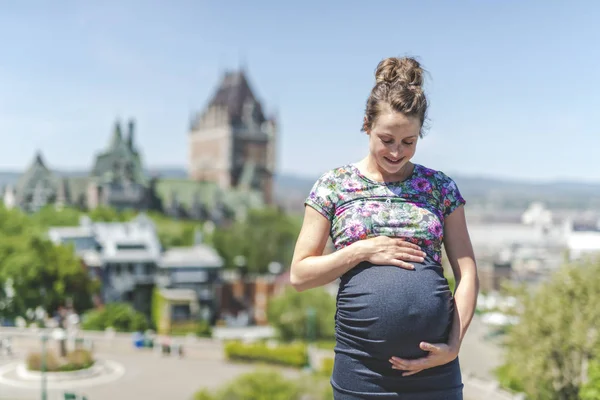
[389,342,459,376]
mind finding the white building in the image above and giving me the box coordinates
[564,218,600,262]
[48,214,223,322]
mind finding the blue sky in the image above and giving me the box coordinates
[1,1,598,182]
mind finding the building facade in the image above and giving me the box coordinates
[3,117,265,221]
[48,214,224,322]
[188,70,277,204]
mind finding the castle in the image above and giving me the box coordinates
[2,69,276,221]
[189,70,277,204]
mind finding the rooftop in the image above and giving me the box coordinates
[159,244,223,268]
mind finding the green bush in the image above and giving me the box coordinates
[81,302,149,332]
[26,349,94,372]
[193,369,331,400]
[224,341,308,368]
[168,320,213,338]
[196,320,212,337]
[315,340,336,351]
[267,287,336,342]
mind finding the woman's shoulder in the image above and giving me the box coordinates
[414,164,458,184]
[313,164,358,185]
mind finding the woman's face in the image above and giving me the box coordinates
[367,110,421,177]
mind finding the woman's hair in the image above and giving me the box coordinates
[362,56,428,136]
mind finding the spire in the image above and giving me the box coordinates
[127,118,135,149]
[34,150,45,167]
[110,120,123,149]
[239,51,247,73]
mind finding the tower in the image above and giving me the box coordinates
[188,69,277,203]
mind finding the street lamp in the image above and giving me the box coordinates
[306,307,317,343]
[40,333,48,400]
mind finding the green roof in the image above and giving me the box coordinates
[156,178,264,214]
[16,152,59,194]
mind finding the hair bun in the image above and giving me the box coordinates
[375,57,424,88]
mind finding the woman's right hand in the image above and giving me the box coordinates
[356,236,426,270]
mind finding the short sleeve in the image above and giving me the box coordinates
[304,172,337,220]
[439,173,466,217]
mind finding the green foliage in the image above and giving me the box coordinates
[224,341,308,368]
[267,287,336,342]
[212,207,301,273]
[81,302,149,332]
[494,363,526,394]
[195,320,213,337]
[0,206,99,319]
[193,369,331,400]
[88,206,134,222]
[498,257,600,400]
[169,320,213,338]
[581,360,600,400]
[318,357,334,377]
[29,205,82,227]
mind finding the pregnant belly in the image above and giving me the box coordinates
[335,260,454,363]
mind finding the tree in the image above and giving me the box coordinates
[498,256,600,399]
[0,205,99,319]
[81,302,148,332]
[29,205,82,227]
[267,286,336,342]
[0,235,98,319]
[212,208,301,273]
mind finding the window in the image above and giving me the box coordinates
[116,244,146,250]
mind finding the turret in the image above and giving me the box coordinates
[127,119,135,150]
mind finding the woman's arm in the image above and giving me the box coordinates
[290,206,426,292]
[443,205,479,351]
[290,207,364,292]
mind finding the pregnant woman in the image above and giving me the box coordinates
[290,56,479,399]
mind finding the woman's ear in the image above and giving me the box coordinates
[363,117,370,134]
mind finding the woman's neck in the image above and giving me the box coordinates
[357,155,414,182]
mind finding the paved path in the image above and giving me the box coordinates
[0,350,299,400]
[458,314,505,380]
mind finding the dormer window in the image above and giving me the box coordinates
[243,99,256,124]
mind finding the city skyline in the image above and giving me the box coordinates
[1,1,599,182]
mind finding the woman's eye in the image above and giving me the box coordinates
[404,142,414,146]
[382,139,393,144]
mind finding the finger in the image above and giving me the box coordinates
[403,369,423,377]
[391,357,429,370]
[397,252,425,263]
[420,342,440,353]
[395,243,427,259]
[391,260,415,270]
[390,357,415,370]
[395,239,420,250]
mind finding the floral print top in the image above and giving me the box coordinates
[305,163,466,265]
